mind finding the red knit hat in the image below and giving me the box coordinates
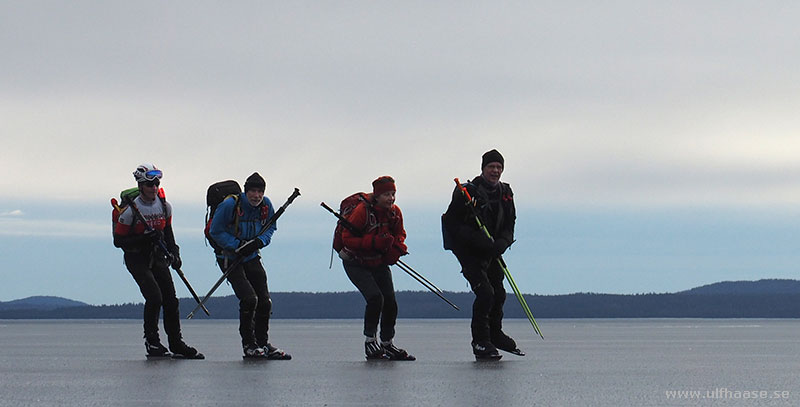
[372,176,396,196]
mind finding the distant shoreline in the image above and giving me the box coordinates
[3,279,800,319]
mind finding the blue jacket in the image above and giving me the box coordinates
[209,192,276,262]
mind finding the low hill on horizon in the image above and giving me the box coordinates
[0,296,88,311]
[679,278,800,295]
[3,279,800,319]
[8,278,799,309]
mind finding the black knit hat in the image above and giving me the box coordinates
[244,172,266,191]
[481,149,504,169]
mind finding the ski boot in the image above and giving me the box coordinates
[472,341,502,361]
[169,340,205,360]
[491,331,525,356]
[381,341,416,361]
[243,344,267,359]
[145,337,171,358]
[365,339,390,360]
[264,343,292,360]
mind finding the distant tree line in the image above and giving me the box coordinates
[3,290,800,319]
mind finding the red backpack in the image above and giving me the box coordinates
[332,192,373,253]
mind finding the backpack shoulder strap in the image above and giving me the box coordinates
[156,188,170,219]
[158,195,168,218]
[354,196,381,232]
[122,196,141,235]
[227,194,242,238]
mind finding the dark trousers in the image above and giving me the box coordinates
[454,251,506,343]
[219,257,271,347]
[343,262,397,342]
[124,252,182,345]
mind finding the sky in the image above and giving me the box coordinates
[2,1,800,305]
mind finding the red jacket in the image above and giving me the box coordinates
[342,201,407,266]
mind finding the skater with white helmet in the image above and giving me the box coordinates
[113,164,203,359]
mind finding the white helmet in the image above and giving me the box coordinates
[133,163,163,183]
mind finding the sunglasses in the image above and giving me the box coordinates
[142,179,160,187]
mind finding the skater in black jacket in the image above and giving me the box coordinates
[442,150,523,360]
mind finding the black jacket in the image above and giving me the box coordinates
[442,175,515,255]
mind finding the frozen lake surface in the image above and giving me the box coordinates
[1,318,798,406]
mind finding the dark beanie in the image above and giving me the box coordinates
[244,172,266,191]
[482,149,504,169]
[372,176,396,196]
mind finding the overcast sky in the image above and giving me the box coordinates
[2,1,800,305]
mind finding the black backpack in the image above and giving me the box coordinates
[204,180,242,253]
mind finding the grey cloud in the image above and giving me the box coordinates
[2,1,799,208]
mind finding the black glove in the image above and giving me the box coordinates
[493,238,509,256]
[466,227,493,252]
[168,249,182,270]
[236,239,263,256]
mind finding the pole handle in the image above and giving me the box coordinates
[110,198,123,212]
[454,178,473,201]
